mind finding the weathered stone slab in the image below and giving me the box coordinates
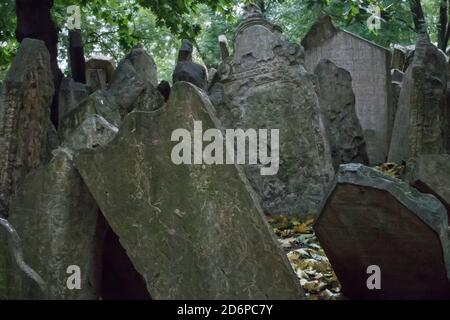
[58,77,90,125]
[389,35,448,163]
[62,115,118,151]
[86,56,116,91]
[0,38,56,215]
[173,40,207,90]
[303,16,393,165]
[7,148,99,299]
[210,10,334,216]
[408,154,450,219]
[314,59,368,169]
[74,82,304,300]
[108,46,159,116]
[60,91,121,135]
[61,46,162,136]
[314,164,450,299]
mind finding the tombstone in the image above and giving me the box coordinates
[62,46,163,136]
[62,115,118,152]
[391,69,404,83]
[58,77,91,126]
[408,154,450,219]
[314,164,450,299]
[125,44,158,88]
[85,56,116,91]
[391,45,407,71]
[314,59,369,169]
[173,39,207,90]
[389,69,404,147]
[388,35,447,163]
[389,82,402,148]
[68,30,86,84]
[209,7,334,216]
[302,15,393,165]
[7,149,99,299]
[0,39,57,216]
[74,82,305,299]
[15,0,63,127]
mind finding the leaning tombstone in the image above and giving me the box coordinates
[314,164,450,300]
[314,59,369,169]
[74,82,304,300]
[7,148,99,300]
[58,77,91,126]
[391,45,407,71]
[173,39,207,90]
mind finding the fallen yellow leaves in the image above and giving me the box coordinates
[375,162,405,178]
[267,214,343,300]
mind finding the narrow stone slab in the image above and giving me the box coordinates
[62,115,118,151]
[389,35,448,163]
[0,38,56,215]
[314,59,369,169]
[314,164,450,299]
[74,82,304,300]
[210,10,334,216]
[86,57,116,90]
[58,77,90,125]
[7,149,99,299]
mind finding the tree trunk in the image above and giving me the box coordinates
[69,30,86,84]
[408,0,428,35]
[438,0,448,50]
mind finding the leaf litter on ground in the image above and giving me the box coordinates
[266,214,343,300]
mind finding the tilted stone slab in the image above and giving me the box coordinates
[74,82,304,300]
[58,77,91,126]
[314,59,369,169]
[85,56,116,91]
[302,15,393,165]
[408,154,450,219]
[61,46,160,138]
[7,149,99,299]
[0,38,57,215]
[314,164,450,299]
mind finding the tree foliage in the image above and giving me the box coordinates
[0,0,446,82]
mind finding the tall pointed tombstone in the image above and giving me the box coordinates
[209,4,334,216]
[314,59,369,169]
[74,82,304,299]
[388,35,448,163]
[7,149,100,300]
[0,39,56,216]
